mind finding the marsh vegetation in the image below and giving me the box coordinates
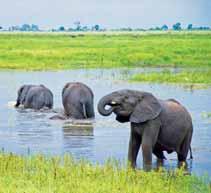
[0,32,211,71]
[132,70,211,84]
[0,153,210,193]
[0,32,211,192]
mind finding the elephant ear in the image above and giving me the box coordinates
[18,86,29,103]
[17,86,24,96]
[130,93,162,123]
[15,86,24,106]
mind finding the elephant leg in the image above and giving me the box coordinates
[85,103,95,118]
[141,119,160,170]
[142,142,153,170]
[49,114,67,120]
[177,130,193,162]
[128,129,141,168]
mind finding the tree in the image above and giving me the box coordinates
[172,22,182,30]
[187,24,193,30]
[155,26,161,30]
[74,21,81,31]
[0,26,2,30]
[21,24,31,31]
[9,26,20,31]
[198,26,210,30]
[161,25,168,31]
[93,24,100,31]
[31,24,39,31]
[67,28,74,32]
[59,26,65,31]
[82,26,89,31]
[119,27,132,31]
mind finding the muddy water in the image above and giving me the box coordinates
[0,68,211,176]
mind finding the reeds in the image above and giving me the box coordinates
[0,153,209,193]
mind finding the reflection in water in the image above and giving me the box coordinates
[15,109,55,153]
[63,122,94,136]
[0,68,211,176]
[62,122,94,160]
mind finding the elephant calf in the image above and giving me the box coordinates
[15,84,53,110]
[62,82,95,119]
[98,89,193,169]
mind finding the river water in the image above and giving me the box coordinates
[0,68,211,176]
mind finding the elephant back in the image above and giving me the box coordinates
[62,82,94,119]
[25,86,53,109]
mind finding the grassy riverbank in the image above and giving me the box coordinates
[132,70,211,84]
[0,31,211,70]
[0,153,210,193]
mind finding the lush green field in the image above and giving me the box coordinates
[0,32,211,70]
[132,70,211,84]
[0,153,210,193]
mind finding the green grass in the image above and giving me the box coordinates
[201,112,211,118]
[132,70,211,84]
[0,31,211,70]
[0,153,210,193]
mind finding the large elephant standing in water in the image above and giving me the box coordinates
[62,82,95,119]
[15,84,53,110]
[98,89,193,169]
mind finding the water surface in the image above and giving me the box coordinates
[0,68,211,176]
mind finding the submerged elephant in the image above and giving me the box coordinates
[62,82,95,119]
[15,84,53,110]
[98,89,193,169]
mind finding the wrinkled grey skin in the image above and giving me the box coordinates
[62,82,95,119]
[98,89,193,169]
[15,85,53,110]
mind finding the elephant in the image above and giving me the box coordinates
[62,82,95,119]
[15,84,53,110]
[98,89,193,169]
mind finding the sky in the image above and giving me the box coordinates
[0,0,210,29]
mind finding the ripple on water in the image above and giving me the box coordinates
[0,68,211,176]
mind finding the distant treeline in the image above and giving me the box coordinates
[0,22,210,32]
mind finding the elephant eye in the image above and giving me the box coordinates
[124,97,136,104]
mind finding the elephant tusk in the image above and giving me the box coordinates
[111,101,117,105]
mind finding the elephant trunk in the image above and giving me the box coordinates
[97,95,114,116]
[15,101,20,107]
